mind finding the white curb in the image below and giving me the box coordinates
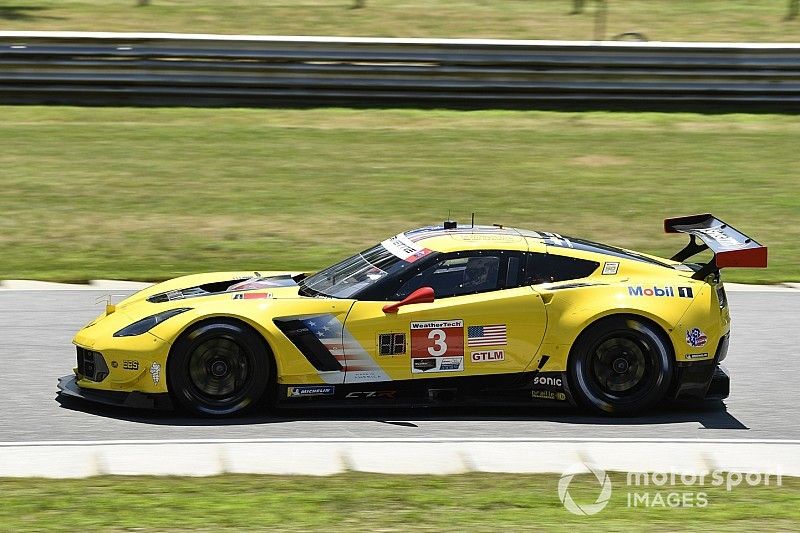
[0,438,797,478]
[0,280,154,291]
[724,283,799,293]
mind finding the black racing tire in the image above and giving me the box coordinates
[568,316,673,416]
[168,320,270,417]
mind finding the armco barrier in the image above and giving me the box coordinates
[2,31,800,109]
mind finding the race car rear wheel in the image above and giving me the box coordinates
[168,320,270,416]
[569,316,673,416]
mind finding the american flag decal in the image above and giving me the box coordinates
[467,324,507,347]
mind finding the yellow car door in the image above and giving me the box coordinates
[401,287,546,379]
[343,250,547,382]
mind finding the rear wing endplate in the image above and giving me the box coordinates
[664,214,767,280]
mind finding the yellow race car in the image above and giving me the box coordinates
[58,214,767,416]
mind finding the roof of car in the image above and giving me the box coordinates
[402,223,676,269]
[405,224,546,242]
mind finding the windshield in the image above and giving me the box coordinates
[299,239,428,299]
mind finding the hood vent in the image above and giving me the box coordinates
[147,275,301,303]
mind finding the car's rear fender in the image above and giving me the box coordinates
[528,281,696,373]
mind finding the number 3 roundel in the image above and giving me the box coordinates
[410,320,464,358]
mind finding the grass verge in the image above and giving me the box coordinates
[2,1,800,42]
[1,106,797,283]
[1,472,798,532]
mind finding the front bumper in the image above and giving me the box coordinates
[57,374,172,410]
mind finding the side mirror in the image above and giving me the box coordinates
[382,287,435,314]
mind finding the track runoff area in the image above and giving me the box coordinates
[0,282,798,490]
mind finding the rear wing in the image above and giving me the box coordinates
[664,214,767,280]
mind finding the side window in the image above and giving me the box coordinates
[394,253,501,299]
[525,253,599,285]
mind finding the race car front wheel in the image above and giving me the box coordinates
[168,320,270,416]
[569,316,673,416]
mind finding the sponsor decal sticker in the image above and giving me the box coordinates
[296,313,391,383]
[346,370,389,383]
[686,328,708,348]
[533,375,563,387]
[467,324,507,347]
[677,286,694,298]
[531,373,565,399]
[411,320,464,357]
[345,391,397,399]
[543,232,572,247]
[412,356,464,373]
[413,358,437,372]
[438,356,463,371]
[686,352,710,360]
[381,234,433,263]
[602,262,619,275]
[471,349,505,362]
[410,320,465,373]
[287,385,335,397]
[532,390,567,401]
[693,226,747,249]
[628,286,675,297]
[111,361,118,368]
[150,362,161,385]
[123,360,139,371]
[453,234,518,242]
[232,292,272,300]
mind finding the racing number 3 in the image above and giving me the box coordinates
[427,329,447,356]
[410,320,464,358]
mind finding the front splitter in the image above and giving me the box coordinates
[57,374,172,410]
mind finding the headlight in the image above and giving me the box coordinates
[113,308,191,337]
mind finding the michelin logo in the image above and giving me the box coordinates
[287,386,335,398]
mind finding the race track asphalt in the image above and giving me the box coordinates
[1,290,797,443]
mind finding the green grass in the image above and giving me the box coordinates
[0,472,798,532]
[2,1,800,42]
[1,106,797,283]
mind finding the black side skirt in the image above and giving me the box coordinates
[278,370,575,408]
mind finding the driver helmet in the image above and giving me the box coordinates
[463,257,495,288]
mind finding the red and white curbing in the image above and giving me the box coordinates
[0,438,798,478]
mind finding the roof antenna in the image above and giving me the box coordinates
[443,209,457,230]
[471,212,475,228]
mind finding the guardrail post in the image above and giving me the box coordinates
[787,0,799,20]
[594,0,608,41]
